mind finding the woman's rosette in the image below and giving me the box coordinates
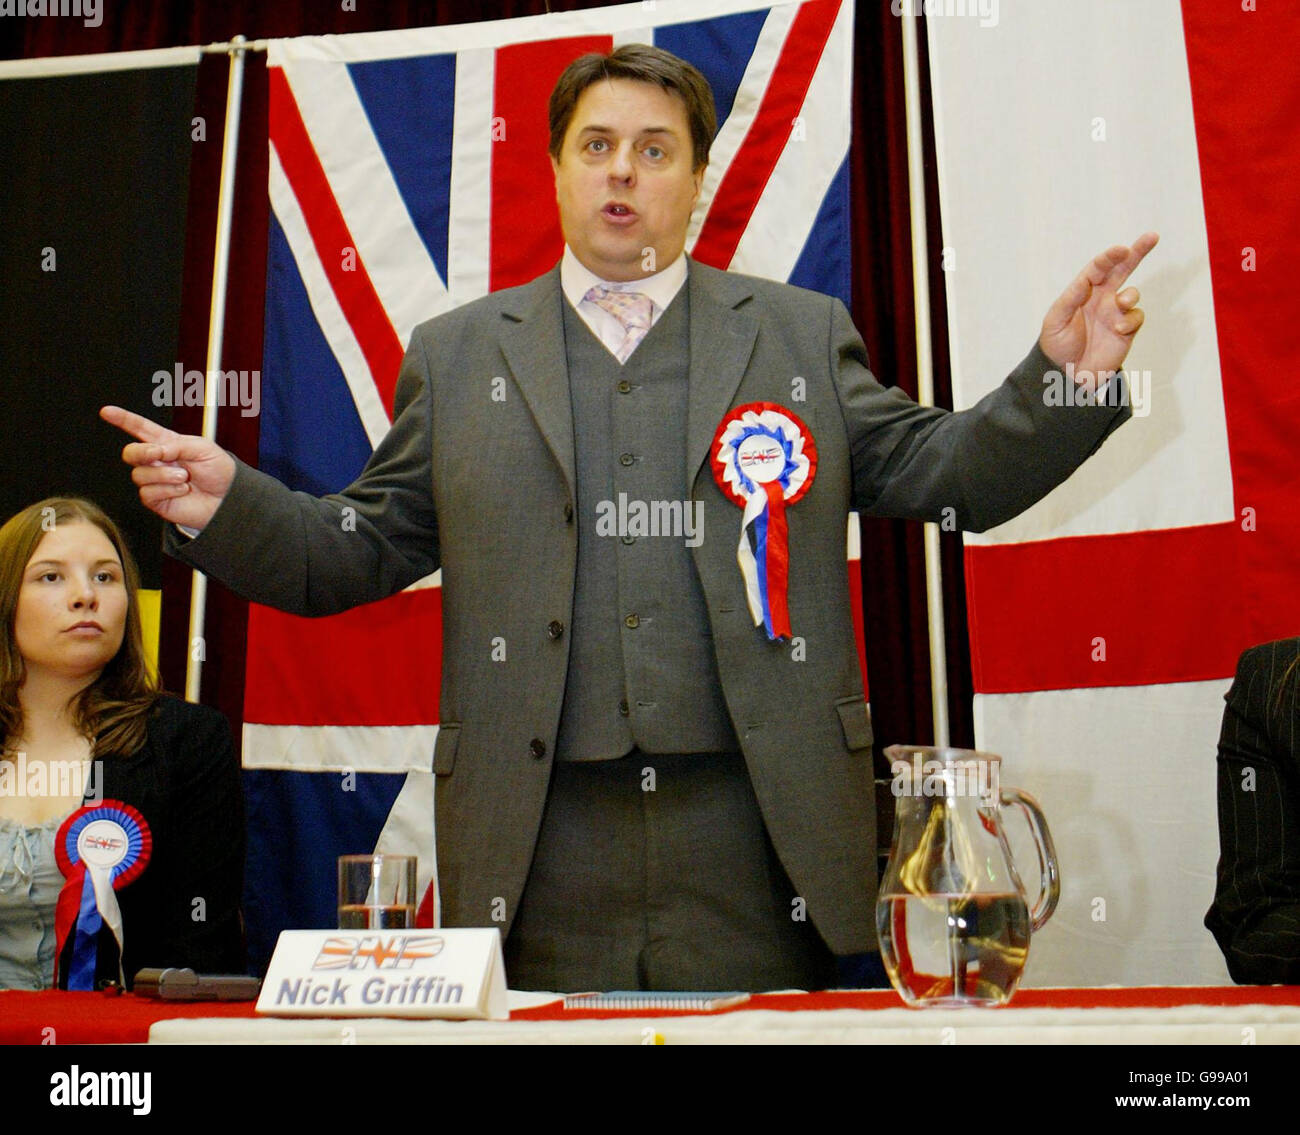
[54,800,152,990]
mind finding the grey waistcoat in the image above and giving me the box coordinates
[555,289,740,761]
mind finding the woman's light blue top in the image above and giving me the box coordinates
[0,815,65,990]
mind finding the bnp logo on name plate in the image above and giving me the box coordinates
[256,928,507,1020]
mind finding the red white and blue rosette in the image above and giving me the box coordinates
[711,402,818,640]
[53,801,151,990]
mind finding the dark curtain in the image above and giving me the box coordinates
[3,0,975,770]
[0,61,196,590]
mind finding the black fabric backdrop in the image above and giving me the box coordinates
[0,62,197,589]
[1,0,976,771]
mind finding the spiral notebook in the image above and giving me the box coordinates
[562,991,751,1012]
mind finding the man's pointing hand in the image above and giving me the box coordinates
[100,405,235,531]
[1039,232,1158,392]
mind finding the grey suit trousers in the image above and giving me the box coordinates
[503,749,838,992]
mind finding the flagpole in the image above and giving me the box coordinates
[899,10,950,748]
[186,34,251,702]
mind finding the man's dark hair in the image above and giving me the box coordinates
[548,44,717,172]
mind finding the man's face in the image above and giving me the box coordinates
[551,78,705,282]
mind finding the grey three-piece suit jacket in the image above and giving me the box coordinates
[171,256,1129,955]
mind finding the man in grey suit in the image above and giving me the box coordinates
[104,45,1156,991]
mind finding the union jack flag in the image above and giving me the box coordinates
[243,0,857,970]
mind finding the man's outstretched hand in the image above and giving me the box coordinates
[100,406,236,531]
[1039,232,1159,391]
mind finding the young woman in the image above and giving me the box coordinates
[0,498,245,989]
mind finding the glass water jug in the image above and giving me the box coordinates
[877,746,1060,1007]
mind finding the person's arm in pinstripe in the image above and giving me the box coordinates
[1206,639,1300,984]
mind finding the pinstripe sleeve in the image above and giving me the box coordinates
[1205,639,1300,984]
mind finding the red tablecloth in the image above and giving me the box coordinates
[3,985,1298,1044]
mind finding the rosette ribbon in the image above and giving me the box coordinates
[54,800,151,990]
[711,403,818,640]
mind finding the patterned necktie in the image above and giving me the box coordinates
[584,285,654,363]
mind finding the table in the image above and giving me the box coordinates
[3,986,1299,1045]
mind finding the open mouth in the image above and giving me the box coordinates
[604,203,636,219]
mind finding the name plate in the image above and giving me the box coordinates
[255,928,507,1020]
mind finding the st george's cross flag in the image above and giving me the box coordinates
[926,0,1300,986]
[243,0,858,969]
